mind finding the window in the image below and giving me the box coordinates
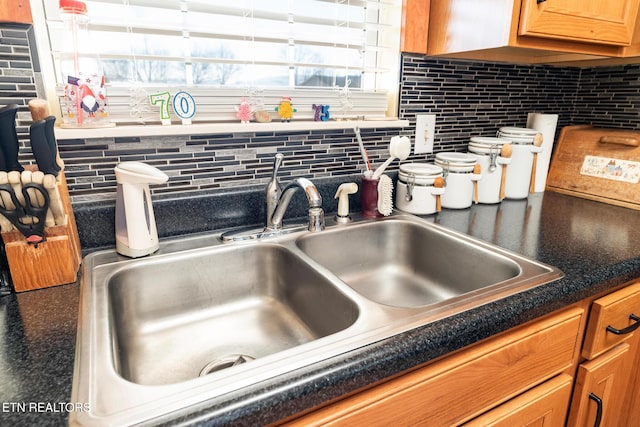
[33,0,401,125]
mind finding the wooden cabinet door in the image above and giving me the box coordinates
[401,0,430,54]
[621,325,640,426]
[463,374,572,427]
[283,308,583,427]
[582,282,640,360]
[567,344,631,427]
[0,0,32,24]
[519,0,640,46]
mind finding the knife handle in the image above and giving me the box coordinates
[0,104,23,172]
[30,120,57,176]
[43,174,66,226]
[0,144,6,172]
[44,116,61,174]
[28,99,50,121]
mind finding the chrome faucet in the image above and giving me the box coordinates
[265,154,325,232]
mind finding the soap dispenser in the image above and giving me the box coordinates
[114,162,168,258]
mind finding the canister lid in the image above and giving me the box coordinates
[398,163,442,185]
[498,127,537,144]
[399,163,442,177]
[498,127,538,136]
[435,152,476,172]
[469,136,509,146]
[435,152,476,163]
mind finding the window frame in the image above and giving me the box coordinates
[30,0,402,131]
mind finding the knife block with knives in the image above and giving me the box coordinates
[0,101,81,292]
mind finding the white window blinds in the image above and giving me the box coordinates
[36,0,401,124]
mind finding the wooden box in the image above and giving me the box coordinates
[546,125,640,210]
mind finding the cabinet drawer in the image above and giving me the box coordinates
[582,282,640,360]
[463,374,573,427]
[568,344,631,427]
[284,307,583,427]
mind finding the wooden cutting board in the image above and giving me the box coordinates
[546,125,640,210]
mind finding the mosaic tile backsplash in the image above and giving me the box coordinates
[58,128,411,201]
[4,22,640,203]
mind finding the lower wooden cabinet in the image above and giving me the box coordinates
[568,282,640,427]
[582,282,640,360]
[280,281,640,427]
[283,307,584,426]
[464,374,573,427]
[567,344,630,427]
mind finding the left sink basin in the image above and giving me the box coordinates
[108,243,359,386]
[73,240,365,426]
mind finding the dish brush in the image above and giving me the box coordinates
[377,174,393,216]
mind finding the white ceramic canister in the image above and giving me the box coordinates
[435,153,482,209]
[467,136,512,204]
[395,163,444,215]
[497,127,542,200]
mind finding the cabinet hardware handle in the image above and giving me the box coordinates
[599,135,640,147]
[588,393,603,427]
[537,0,547,3]
[606,313,640,335]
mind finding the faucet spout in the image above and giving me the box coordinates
[267,177,325,232]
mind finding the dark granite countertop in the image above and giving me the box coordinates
[3,188,640,426]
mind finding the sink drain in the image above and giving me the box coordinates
[199,354,255,376]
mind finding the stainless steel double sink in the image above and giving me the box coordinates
[71,212,562,426]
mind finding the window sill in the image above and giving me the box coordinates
[54,119,410,140]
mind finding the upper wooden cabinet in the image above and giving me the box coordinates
[0,0,32,24]
[406,0,640,64]
[401,0,430,54]
[519,0,640,46]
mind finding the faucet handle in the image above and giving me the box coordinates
[271,153,284,179]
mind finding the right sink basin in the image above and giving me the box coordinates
[296,218,550,308]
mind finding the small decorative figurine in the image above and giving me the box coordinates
[235,97,254,123]
[275,96,296,122]
[255,110,272,123]
[312,104,330,122]
[77,83,100,117]
[173,91,196,125]
[149,91,172,125]
[337,79,353,119]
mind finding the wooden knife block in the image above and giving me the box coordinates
[1,170,81,292]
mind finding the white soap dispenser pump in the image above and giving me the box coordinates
[114,161,168,258]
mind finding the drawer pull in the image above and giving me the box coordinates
[605,313,640,335]
[588,393,603,427]
[598,136,640,147]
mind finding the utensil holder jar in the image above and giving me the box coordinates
[361,175,382,218]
